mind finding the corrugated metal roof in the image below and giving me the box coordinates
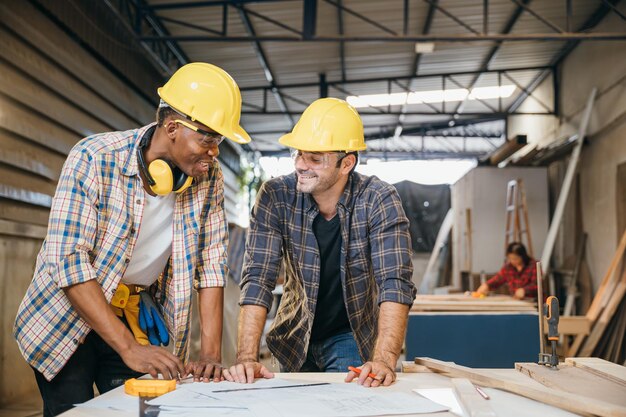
[142,0,622,159]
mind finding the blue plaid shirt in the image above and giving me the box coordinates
[14,124,228,380]
[240,172,416,371]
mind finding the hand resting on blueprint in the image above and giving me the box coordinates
[223,360,275,383]
[185,356,225,382]
[345,360,396,388]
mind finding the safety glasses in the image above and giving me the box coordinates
[290,150,347,169]
[175,119,225,147]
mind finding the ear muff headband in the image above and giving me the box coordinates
[136,126,193,195]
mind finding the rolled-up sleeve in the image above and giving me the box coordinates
[239,182,283,310]
[47,147,100,288]
[196,167,228,288]
[369,186,416,306]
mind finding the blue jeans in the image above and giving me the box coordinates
[33,328,142,417]
[297,331,361,372]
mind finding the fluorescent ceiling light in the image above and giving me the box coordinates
[347,85,516,108]
[415,42,435,53]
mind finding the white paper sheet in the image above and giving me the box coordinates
[74,389,139,412]
[413,388,463,416]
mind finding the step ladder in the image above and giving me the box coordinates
[504,178,534,257]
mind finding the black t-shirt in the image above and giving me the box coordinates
[310,213,351,342]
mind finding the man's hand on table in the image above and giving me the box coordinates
[223,360,275,383]
[345,360,396,387]
[185,357,224,382]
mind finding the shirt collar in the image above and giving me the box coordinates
[120,123,157,177]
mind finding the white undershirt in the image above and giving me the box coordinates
[123,189,175,286]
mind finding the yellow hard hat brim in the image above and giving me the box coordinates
[279,132,366,152]
[222,124,251,144]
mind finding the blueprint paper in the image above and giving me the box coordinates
[247,391,449,417]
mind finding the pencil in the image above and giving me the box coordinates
[348,366,380,380]
[474,385,490,400]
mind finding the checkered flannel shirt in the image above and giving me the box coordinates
[14,123,228,381]
[487,260,538,297]
[240,172,416,371]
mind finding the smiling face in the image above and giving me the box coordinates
[293,151,353,196]
[168,118,222,178]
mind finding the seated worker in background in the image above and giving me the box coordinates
[223,98,416,388]
[476,242,537,299]
[14,63,251,417]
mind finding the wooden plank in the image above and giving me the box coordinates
[0,95,77,155]
[541,89,596,281]
[0,59,110,137]
[570,229,626,356]
[0,131,64,181]
[0,219,47,240]
[411,298,536,312]
[579,269,626,356]
[0,26,136,131]
[451,378,496,417]
[565,358,626,387]
[0,200,50,226]
[415,357,626,417]
[0,0,154,124]
[515,362,626,407]
[401,361,433,373]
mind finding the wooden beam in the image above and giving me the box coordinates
[569,229,626,356]
[565,357,626,387]
[415,357,626,417]
[578,268,626,356]
[541,89,597,284]
[488,134,527,165]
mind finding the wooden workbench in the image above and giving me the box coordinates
[59,370,581,417]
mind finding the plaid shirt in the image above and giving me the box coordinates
[487,260,538,297]
[14,124,228,381]
[240,172,416,371]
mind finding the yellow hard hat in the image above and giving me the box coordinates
[158,63,251,144]
[279,98,366,152]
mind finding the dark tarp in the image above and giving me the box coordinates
[393,181,451,253]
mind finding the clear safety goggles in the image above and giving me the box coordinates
[290,149,347,169]
[174,119,225,147]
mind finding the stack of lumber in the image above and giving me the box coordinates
[411,294,536,312]
[415,357,626,417]
[568,230,626,362]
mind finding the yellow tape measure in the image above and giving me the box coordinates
[124,378,176,397]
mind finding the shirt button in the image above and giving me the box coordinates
[136,199,142,205]
[130,228,136,235]
[72,339,78,345]
[125,258,130,264]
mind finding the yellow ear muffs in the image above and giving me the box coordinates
[147,159,175,195]
[147,160,193,195]
[174,175,193,194]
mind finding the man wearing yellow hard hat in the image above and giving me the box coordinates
[14,63,250,416]
[225,98,416,387]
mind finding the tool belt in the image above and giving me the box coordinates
[110,283,169,346]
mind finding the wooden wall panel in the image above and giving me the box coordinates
[0,95,77,155]
[0,234,45,404]
[0,132,65,181]
[0,26,136,131]
[0,0,155,124]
